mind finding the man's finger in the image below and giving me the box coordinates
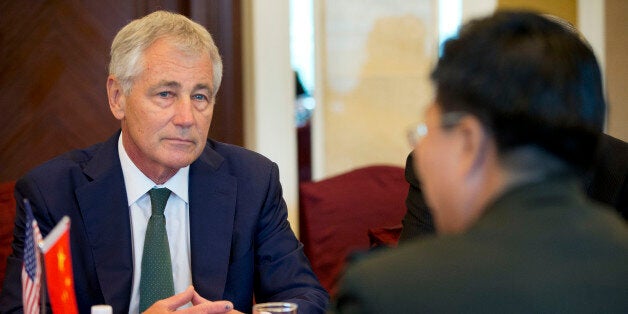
[191,289,209,305]
[178,300,234,314]
[198,300,234,313]
[161,286,195,310]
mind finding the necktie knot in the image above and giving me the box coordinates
[149,188,171,216]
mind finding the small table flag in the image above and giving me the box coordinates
[21,199,42,314]
[40,216,78,314]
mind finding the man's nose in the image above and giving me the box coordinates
[172,97,195,127]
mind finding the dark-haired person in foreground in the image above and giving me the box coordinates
[399,132,628,242]
[0,11,328,314]
[330,11,628,313]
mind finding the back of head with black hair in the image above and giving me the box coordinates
[431,11,606,173]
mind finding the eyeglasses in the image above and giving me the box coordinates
[407,111,467,147]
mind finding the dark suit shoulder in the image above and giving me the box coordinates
[208,139,272,162]
[19,142,104,184]
[404,152,420,186]
[587,134,628,219]
[17,133,121,195]
[204,139,277,177]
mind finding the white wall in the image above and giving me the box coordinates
[242,0,300,233]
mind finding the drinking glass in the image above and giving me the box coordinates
[252,302,298,314]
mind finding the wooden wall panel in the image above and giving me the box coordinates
[0,0,242,182]
[192,0,244,146]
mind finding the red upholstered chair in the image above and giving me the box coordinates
[0,181,17,294]
[299,165,408,296]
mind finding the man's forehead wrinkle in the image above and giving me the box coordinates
[146,47,209,68]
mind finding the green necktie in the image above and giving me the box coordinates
[139,188,175,312]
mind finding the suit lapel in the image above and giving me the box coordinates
[188,146,237,300]
[76,133,134,313]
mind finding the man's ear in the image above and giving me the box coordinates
[107,75,126,120]
[455,116,491,177]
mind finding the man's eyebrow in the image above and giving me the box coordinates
[150,80,181,90]
[193,83,214,96]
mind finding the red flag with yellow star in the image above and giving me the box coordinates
[40,216,78,314]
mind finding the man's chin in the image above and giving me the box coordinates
[160,153,198,169]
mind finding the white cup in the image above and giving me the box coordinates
[91,305,113,314]
[252,302,298,314]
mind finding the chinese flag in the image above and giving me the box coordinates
[40,216,78,314]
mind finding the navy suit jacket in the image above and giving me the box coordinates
[0,132,328,313]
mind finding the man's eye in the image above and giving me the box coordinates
[157,91,172,98]
[193,94,208,101]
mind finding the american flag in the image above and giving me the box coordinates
[21,199,42,314]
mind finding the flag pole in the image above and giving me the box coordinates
[38,240,46,314]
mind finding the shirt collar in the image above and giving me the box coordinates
[118,134,189,206]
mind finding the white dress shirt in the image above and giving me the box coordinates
[117,135,192,313]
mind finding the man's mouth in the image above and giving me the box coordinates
[164,137,195,145]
